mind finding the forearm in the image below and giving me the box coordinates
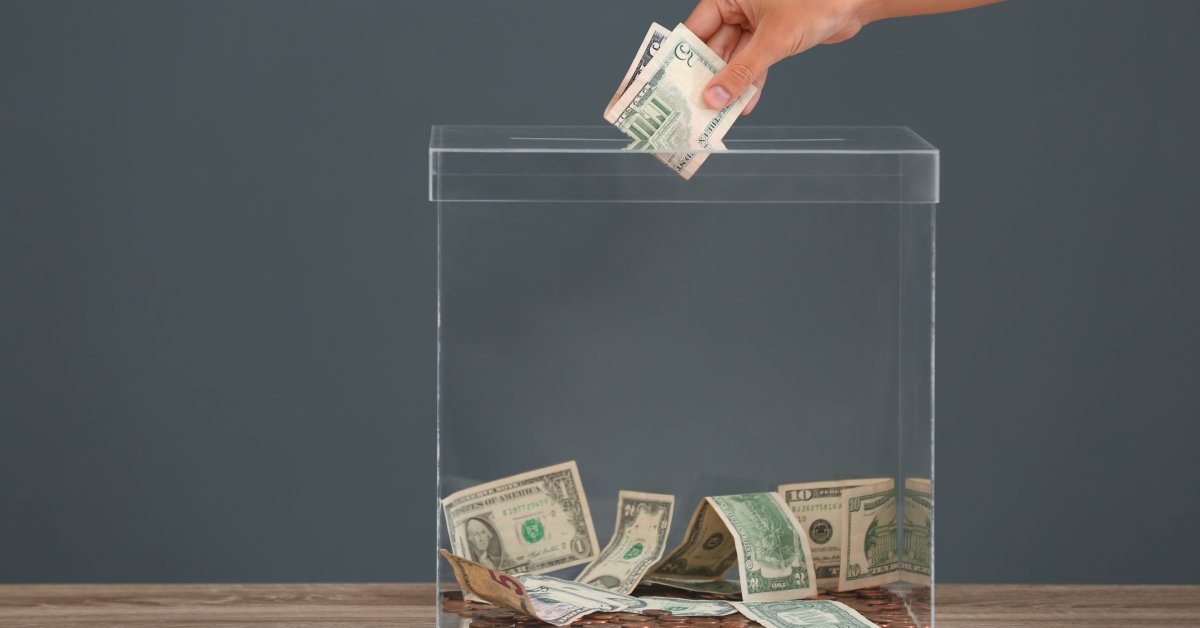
[859,0,1003,24]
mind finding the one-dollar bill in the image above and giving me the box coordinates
[732,600,881,628]
[576,490,675,595]
[649,493,816,601]
[440,550,633,626]
[441,461,599,575]
[839,479,899,591]
[603,22,755,180]
[777,478,892,589]
[901,477,931,585]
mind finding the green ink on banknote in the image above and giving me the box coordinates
[522,519,545,543]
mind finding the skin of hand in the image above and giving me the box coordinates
[687,0,1004,114]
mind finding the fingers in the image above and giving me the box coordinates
[706,23,743,61]
[684,0,724,40]
[726,30,764,114]
[703,25,785,109]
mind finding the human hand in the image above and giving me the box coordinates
[686,0,877,114]
[688,0,1003,114]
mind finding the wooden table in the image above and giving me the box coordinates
[1,583,1197,627]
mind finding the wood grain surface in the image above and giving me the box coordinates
[0,583,1197,627]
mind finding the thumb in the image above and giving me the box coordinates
[703,27,783,109]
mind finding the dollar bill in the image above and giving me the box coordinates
[440,550,632,626]
[708,493,817,601]
[518,573,640,612]
[604,22,670,115]
[901,478,931,585]
[731,600,881,628]
[650,494,815,601]
[641,574,742,597]
[626,596,738,617]
[838,479,899,591]
[441,461,599,575]
[441,549,532,616]
[576,490,675,595]
[648,498,739,582]
[604,23,755,179]
[777,478,892,589]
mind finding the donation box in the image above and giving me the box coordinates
[431,126,938,627]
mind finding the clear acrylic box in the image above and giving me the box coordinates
[431,126,937,626]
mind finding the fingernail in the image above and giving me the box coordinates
[705,85,731,108]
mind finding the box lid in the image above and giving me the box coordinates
[430,125,938,204]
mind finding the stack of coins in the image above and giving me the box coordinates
[439,587,933,628]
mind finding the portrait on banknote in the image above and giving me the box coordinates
[465,516,505,570]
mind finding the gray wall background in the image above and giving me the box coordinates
[2,0,1198,584]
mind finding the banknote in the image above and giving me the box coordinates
[604,23,755,179]
[441,461,599,575]
[901,478,932,585]
[441,549,532,616]
[650,494,814,601]
[440,550,632,626]
[732,600,881,628]
[576,490,675,595]
[708,493,817,601]
[838,479,899,591]
[778,478,892,589]
[604,22,670,115]
[517,573,640,616]
[626,596,738,617]
[641,574,742,597]
[648,498,739,581]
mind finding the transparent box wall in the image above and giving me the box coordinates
[432,126,937,625]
